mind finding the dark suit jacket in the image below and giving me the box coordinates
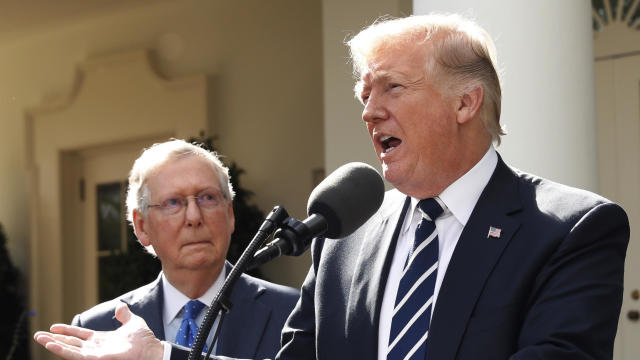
[277,157,629,360]
[72,264,299,359]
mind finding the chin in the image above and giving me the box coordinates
[382,165,405,188]
[384,172,424,198]
[185,262,218,272]
[183,253,217,270]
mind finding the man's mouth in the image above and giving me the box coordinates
[380,135,402,154]
[184,240,210,247]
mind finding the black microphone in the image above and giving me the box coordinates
[249,162,385,269]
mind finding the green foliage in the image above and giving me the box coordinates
[189,133,266,279]
[99,229,162,302]
[0,223,29,359]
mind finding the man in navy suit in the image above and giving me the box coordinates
[62,139,298,359]
[35,14,629,360]
[274,14,628,360]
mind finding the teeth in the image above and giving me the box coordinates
[384,146,395,153]
[380,135,392,142]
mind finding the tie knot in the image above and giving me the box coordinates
[183,300,205,320]
[418,198,444,221]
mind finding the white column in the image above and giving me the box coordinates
[414,0,598,191]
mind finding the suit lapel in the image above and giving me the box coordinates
[216,265,268,358]
[346,191,410,358]
[427,158,522,360]
[120,273,166,340]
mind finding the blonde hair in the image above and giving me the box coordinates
[348,13,506,144]
[126,139,235,255]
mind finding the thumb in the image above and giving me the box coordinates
[115,302,134,325]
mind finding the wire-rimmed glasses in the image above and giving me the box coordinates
[148,190,226,215]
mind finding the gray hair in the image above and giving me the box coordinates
[126,139,235,254]
[347,13,506,144]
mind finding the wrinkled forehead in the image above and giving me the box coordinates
[146,155,222,189]
[354,26,436,66]
[357,32,439,77]
[354,39,434,96]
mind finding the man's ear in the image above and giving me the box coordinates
[133,210,151,247]
[227,201,235,235]
[456,85,484,124]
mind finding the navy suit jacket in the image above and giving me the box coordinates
[72,264,299,359]
[277,157,629,360]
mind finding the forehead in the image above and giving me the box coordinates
[147,156,220,191]
[360,41,430,86]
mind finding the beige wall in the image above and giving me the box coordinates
[323,0,411,177]
[0,0,322,316]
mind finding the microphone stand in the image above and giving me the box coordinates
[246,214,327,271]
[188,206,289,360]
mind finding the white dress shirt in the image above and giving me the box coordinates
[162,268,226,360]
[377,147,498,359]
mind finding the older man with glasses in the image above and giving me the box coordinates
[67,139,299,359]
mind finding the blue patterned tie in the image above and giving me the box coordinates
[388,198,444,360]
[175,300,208,352]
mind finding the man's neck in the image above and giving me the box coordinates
[162,265,222,299]
[401,142,493,199]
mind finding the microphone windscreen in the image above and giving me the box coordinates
[307,162,384,239]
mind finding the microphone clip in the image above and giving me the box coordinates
[274,214,327,257]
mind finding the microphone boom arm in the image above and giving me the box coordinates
[248,214,328,271]
[188,206,290,360]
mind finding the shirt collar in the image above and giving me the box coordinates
[439,146,497,226]
[401,146,498,234]
[162,267,226,325]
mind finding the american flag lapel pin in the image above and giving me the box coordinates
[487,226,502,239]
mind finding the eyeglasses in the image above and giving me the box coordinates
[148,190,226,215]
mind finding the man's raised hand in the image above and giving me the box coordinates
[34,302,164,360]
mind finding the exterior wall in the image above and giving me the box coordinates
[323,0,412,177]
[0,0,322,324]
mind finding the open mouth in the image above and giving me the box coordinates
[380,135,402,154]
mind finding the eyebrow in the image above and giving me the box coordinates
[362,68,416,87]
[156,187,221,198]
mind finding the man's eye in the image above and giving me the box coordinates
[390,83,402,89]
[198,192,220,207]
[163,198,182,208]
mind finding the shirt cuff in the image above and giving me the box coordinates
[162,341,172,360]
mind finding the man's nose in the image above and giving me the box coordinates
[185,198,203,227]
[362,94,388,124]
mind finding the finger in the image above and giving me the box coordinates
[35,334,84,359]
[35,332,83,350]
[34,331,52,341]
[50,324,94,340]
[34,332,56,346]
[44,340,86,360]
[115,301,151,329]
[115,301,133,325]
[51,333,84,347]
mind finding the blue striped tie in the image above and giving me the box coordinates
[175,300,208,352]
[388,198,444,360]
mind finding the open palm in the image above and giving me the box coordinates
[34,302,164,360]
